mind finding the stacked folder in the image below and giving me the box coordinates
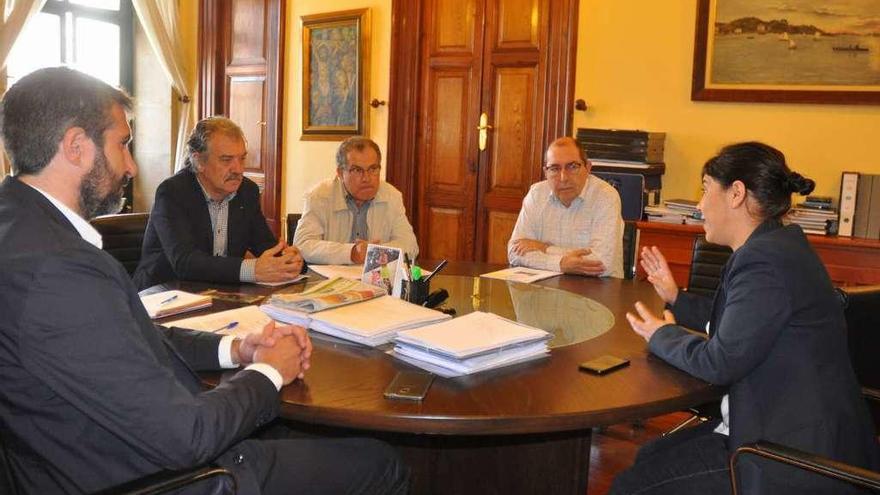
[391,311,551,378]
[262,295,451,347]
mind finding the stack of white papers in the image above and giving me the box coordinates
[262,295,452,347]
[481,267,561,284]
[391,311,551,377]
[166,305,273,339]
[141,290,212,319]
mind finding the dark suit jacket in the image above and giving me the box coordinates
[652,220,879,494]
[133,168,278,290]
[0,176,278,494]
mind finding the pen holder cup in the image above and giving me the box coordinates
[401,278,430,305]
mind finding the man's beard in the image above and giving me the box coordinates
[79,148,130,220]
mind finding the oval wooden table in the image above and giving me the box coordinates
[187,263,721,495]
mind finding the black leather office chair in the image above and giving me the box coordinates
[622,221,637,279]
[729,285,880,494]
[90,213,149,276]
[0,433,236,494]
[686,236,732,298]
[287,213,302,245]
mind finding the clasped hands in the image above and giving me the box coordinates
[233,321,313,386]
[510,238,605,276]
[255,240,304,283]
[627,246,680,342]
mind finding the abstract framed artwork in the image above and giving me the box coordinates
[301,8,371,140]
[692,0,880,105]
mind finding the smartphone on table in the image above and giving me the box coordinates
[578,355,630,375]
[383,371,434,401]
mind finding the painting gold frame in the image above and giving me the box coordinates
[692,0,880,105]
[301,8,371,140]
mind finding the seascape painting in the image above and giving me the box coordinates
[708,0,880,87]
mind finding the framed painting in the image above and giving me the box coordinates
[301,8,371,140]
[692,0,880,104]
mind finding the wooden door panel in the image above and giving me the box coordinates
[426,72,470,191]
[434,0,479,52]
[231,0,267,64]
[495,0,539,49]
[228,77,266,193]
[487,67,535,194]
[426,207,466,260]
[486,211,518,263]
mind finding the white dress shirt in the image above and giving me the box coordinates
[294,177,419,264]
[507,176,624,278]
[27,183,282,390]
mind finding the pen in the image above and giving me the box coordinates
[159,294,178,305]
[210,321,239,333]
[422,259,447,284]
[403,253,413,282]
[411,265,422,281]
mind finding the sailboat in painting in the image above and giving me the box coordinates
[779,32,790,41]
[789,38,797,49]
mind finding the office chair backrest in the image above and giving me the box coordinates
[287,213,302,245]
[840,285,880,433]
[90,213,149,276]
[622,221,637,279]
[686,236,732,298]
[592,171,645,221]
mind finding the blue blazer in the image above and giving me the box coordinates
[0,176,277,494]
[652,220,879,494]
[133,168,278,290]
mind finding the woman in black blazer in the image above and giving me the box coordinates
[611,142,879,495]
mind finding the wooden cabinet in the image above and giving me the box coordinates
[635,221,880,287]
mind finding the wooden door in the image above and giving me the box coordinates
[390,0,578,262]
[199,0,285,236]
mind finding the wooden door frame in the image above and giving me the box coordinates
[197,0,286,236]
[386,0,580,223]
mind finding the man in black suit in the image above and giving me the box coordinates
[133,116,304,290]
[0,67,407,494]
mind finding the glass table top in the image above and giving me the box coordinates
[428,274,615,348]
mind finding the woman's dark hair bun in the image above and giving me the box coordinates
[786,172,815,196]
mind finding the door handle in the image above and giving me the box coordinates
[477,112,493,151]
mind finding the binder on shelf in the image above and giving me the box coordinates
[854,175,874,239]
[868,176,880,240]
[838,172,859,237]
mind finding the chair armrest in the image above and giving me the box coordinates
[729,441,880,495]
[94,465,236,495]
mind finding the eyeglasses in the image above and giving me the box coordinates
[543,161,584,177]
[345,164,382,178]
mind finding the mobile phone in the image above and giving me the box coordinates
[578,355,630,375]
[383,371,434,401]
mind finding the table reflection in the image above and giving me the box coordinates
[428,275,614,348]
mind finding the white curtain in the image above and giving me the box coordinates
[131,0,192,172]
[1,0,50,177]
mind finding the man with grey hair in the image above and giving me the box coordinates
[134,116,305,289]
[293,136,418,264]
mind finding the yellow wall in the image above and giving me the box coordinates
[181,0,880,213]
[574,1,880,201]
[282,0,392,215]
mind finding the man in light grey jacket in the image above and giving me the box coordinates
[293,137,418,265]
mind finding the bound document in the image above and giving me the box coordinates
[141,290,212,319]
[166,305,272,338]
[392,311,551,377]
[261,295,451,347]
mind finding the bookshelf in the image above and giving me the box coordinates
[635,221,880,287]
